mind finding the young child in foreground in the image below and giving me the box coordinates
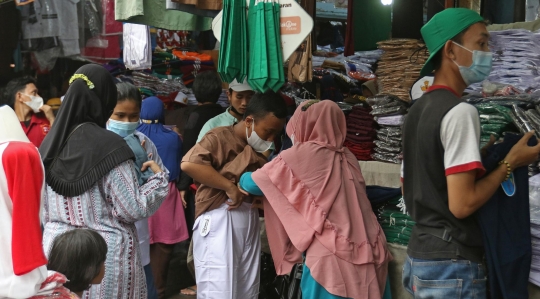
[47,229,107,298]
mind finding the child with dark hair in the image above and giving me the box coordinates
[47,229,108,298]
[181,90,287,299]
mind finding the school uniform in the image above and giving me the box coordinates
[182,125,267,299]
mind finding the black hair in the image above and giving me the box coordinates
[192,71,223,104]
[2,76,36,108]
[47,229,108,293]
[116,82,142,108]
[243,90,288,121]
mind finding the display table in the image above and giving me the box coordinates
[358,161,401,188]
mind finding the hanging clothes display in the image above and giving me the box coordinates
[102,0,123,35]
[247,0,284,92]
[171,0,222,10]
[123,24,152,70]
[155,29,189,49]
[166,0,220,17]
[218,0,247,84]
[287,35,312,83]
[20,0,59,40]
[115,0,212,31]
[81,35,121,63]
[56,0,80,56]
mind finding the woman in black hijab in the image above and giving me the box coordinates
[39,64,169,299]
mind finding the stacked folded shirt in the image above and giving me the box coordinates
[468,29,540,93]
[344,50,383,82]
[133,71,188,96]
[376,39,429,102]
[474,103,515,147]
[152,51,216,86]
[510,104,540,137]
[376,196,415,246]
[367,95,409,164]
[344,106,377,160]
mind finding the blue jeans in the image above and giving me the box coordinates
[402,255,487,299]
[144,264,158,299]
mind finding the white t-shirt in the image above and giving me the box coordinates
[401,102,485,179]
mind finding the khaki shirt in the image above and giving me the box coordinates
[182,125,267,219]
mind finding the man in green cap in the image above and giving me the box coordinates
[401,8,540,297]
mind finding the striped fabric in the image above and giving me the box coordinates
[42,160,169,299]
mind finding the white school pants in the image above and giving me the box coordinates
[193,202,261,299]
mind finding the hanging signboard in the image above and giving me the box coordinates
[212,0,314,62]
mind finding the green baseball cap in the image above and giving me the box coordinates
[420,8,484,77]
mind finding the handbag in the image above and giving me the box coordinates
[288,36,313,83]
[273,263,303,299]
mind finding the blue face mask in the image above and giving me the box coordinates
[452,42,493,86]
[107,119,139,137]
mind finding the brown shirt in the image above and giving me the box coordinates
[182,125,267,219]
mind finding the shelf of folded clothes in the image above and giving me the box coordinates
[376,196,415,246]
[152,51,216,87]
[310,50,383,102]
[467,96,540,148]
[467,29,540,94]
[366,94,409,164]
[473,103,515,148]
[344,104,377,161]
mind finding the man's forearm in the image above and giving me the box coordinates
[448,164,508,219]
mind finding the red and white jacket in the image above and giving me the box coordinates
[0,106,47,299]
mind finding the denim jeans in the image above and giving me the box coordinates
[144,264,158,299]
[402,255,487,299]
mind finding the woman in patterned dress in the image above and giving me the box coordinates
[39,64,169,299]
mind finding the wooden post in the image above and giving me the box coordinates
[445,0,454,8]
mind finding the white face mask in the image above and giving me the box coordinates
[22,93,43,113]
[246,121,272,153]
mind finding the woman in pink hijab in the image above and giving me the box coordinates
[240,100,391,298]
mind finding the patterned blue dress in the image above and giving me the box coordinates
[42,159,169,299]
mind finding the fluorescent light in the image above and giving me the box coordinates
[381,0,392,5]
